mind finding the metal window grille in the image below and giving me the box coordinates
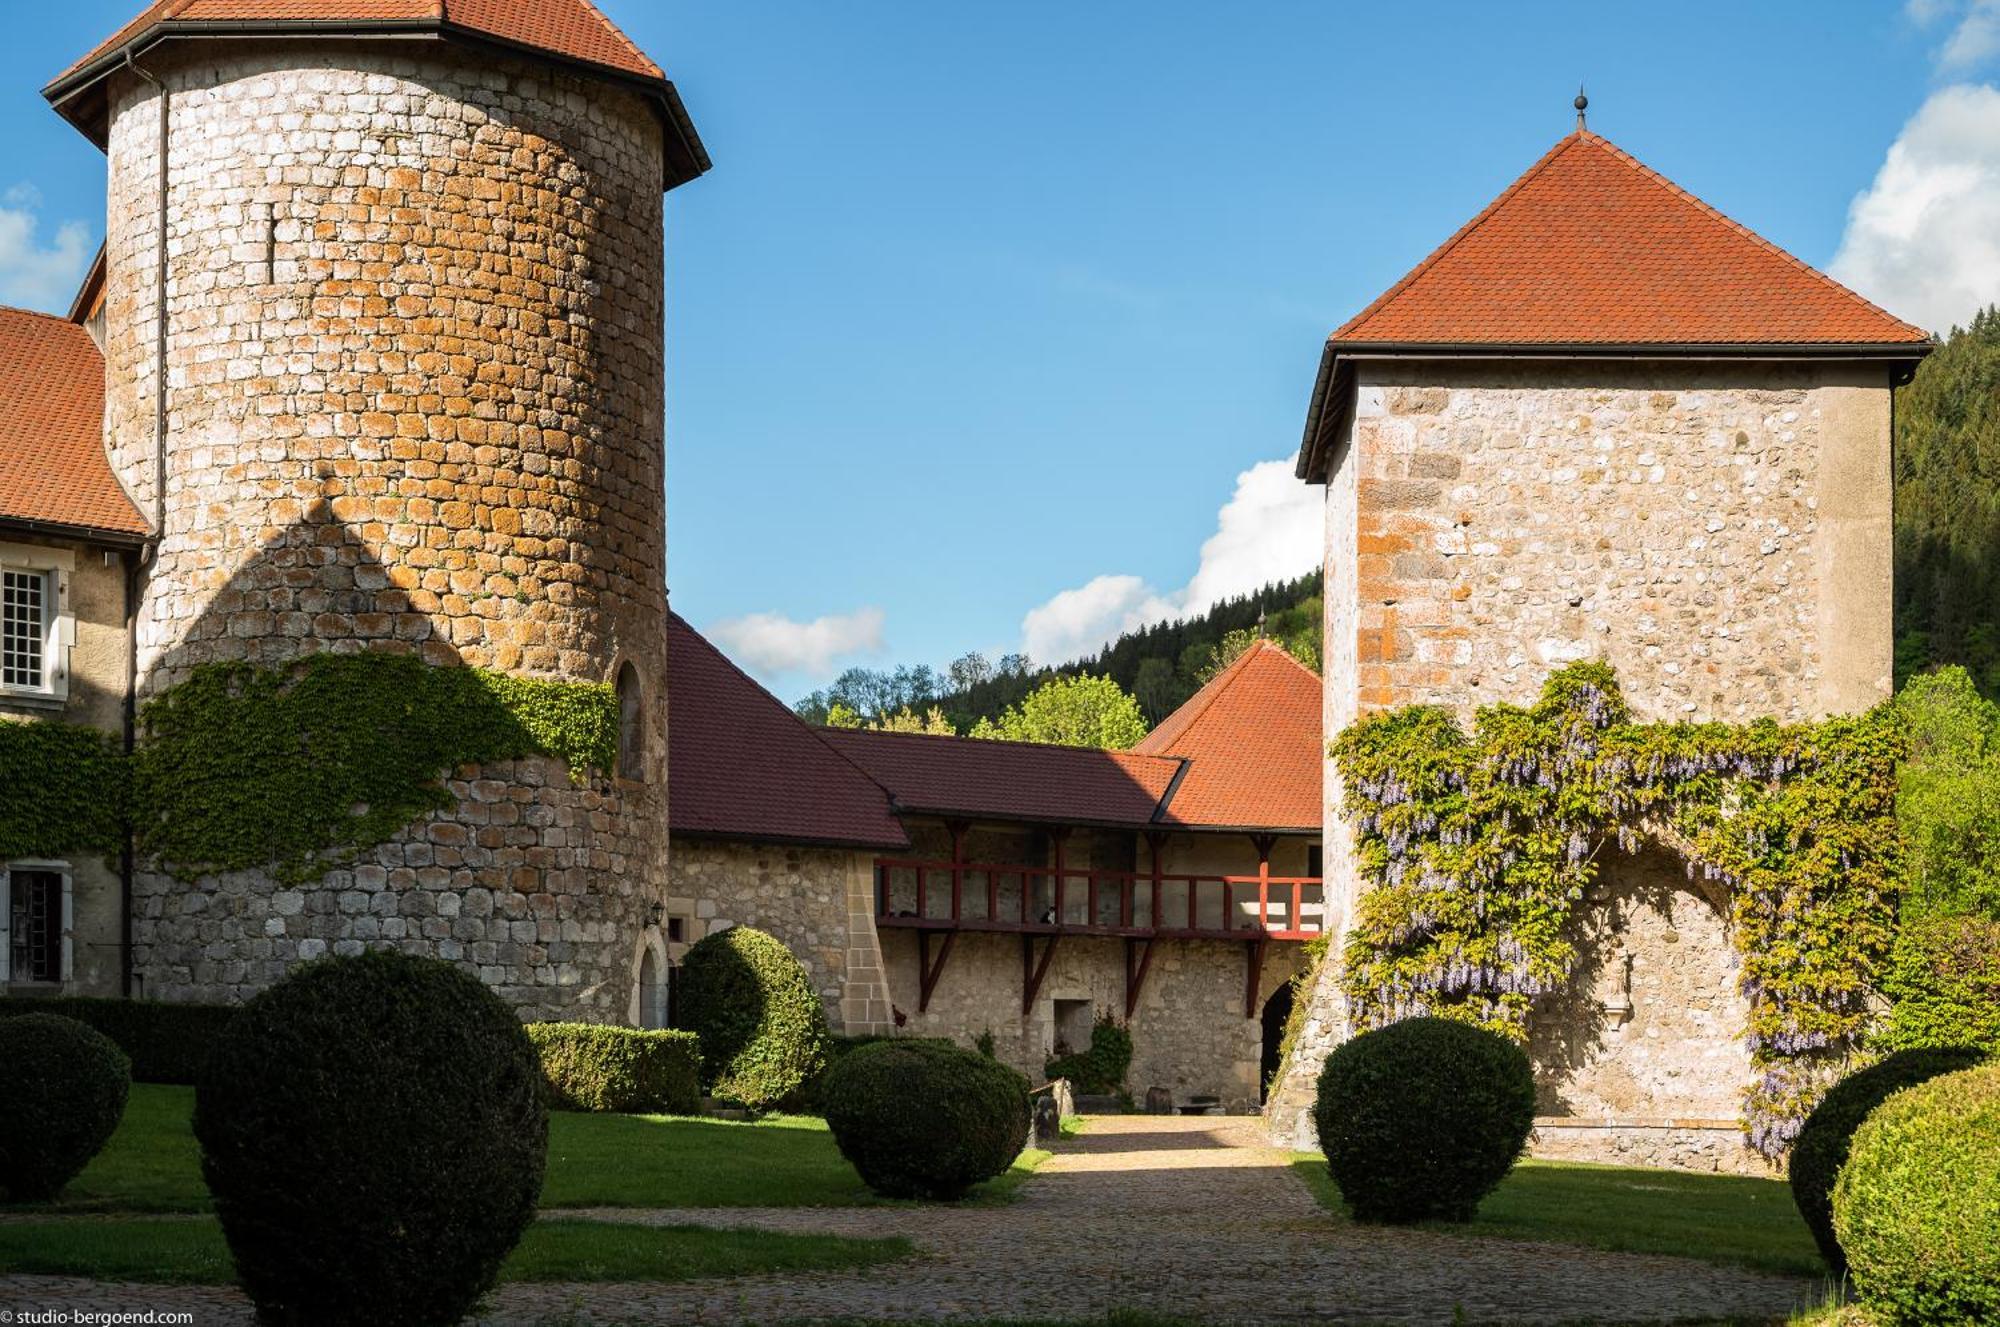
[9,869,62,983]
[1,570,46,690]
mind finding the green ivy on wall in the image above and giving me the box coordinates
[2,651,619,884]
[131,653,618,883]
[1331,661,1900,1157]
[0,718,128,862]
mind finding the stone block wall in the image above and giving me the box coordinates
[1273,358,1898,1168]
[133,755,658,1023]
[669,838,894,1034]
[98,40,672,1016]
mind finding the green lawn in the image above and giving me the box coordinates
[0,1217,908,1286]
[14,1084,1049,1215]
[1290,1153,1825,1278]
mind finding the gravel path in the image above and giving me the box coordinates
[0,1116,1818,1325]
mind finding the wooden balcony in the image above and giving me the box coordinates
[873,856,1325,1017]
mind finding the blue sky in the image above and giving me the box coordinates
[5,2,1997,701]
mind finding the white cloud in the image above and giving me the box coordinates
[0,186,92,314]
[1020,458,1321,666]
[1830,83,2000,335]
[1914,0,2000,68]
[706,606,886,679]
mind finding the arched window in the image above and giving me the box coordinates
[616,661,645,781]
[637,947,665,1029]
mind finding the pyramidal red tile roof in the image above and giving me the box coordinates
[1133,641,1322,831]
[56,0,661,84]
[667,614,908,850]
[1335,131,1929,348]
[820,728,1187,831]
[0,305,147,539]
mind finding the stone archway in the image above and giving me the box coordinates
[628,929,670,1029]
[1527,844,1757,1169]
[1259,983,1294,1104]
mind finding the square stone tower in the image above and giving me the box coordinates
[1268,120,1933,1161]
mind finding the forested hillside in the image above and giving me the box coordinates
[1895,306,2000,691]
[795,569,1321,731]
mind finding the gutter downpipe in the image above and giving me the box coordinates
[122,48,170,999]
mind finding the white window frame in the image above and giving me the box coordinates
[1,860,74,986]
[0,543,75,705]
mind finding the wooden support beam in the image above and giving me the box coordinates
[1244,937,1269,1018]
[1124,937,1157,1019]
[1021,932,1061,1015]
[917,928,957,1013]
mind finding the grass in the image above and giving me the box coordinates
[14,1085,1052,1215]
[1291,1152,1826,1278]
[0,1217,908,1286]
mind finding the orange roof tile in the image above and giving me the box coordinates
[0,305,147,539]
[1336,131,1929,348]
[667,613,908,850]
[1133,642,1322,831]
[55,0,660,84]
[820,728,1187,830]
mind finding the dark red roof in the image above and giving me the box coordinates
[0,305,146,539]
[1134,642,1322,831]
[820,728,1186,830]
[1335,131,1929,348]
[667,614,907,850]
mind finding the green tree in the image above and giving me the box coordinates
[873,706,956,735]
[969,674,1148,749]
[1894,307,2000,690]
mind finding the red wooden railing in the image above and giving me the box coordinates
[872,857,1325,942]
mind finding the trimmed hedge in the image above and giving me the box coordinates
[0,1013,131,1201]
[820,1039,1030,1199]
[527,1023,702,1114]
[194,951,546,1326]
[675,926,829,1110]
[0,996,235,1085]
[1313,1017,1536,1224]
[1790,1046,1987,1272]
[1834,1062,2000,1324]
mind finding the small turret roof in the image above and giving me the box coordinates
[1134,641,1323,832]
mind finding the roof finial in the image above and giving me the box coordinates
[1574,84,1589,133]
[1256,608,1267,639]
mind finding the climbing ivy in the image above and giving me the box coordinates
[0,718,128,861]
[131,652,618,884]
[1333,661,1900,1156]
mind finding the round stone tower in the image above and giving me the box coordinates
[45,3,708,1019]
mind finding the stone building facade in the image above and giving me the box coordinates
[669,616,1329,1110]
[8,0,709,1020]
[1268,125,1934,1171]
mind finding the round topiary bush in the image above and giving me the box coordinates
[1790,1046,1986,1272]
[194,951,547,1326]
[1313,1016,1536,1224]
[820,1039,1030,1199]
[675,925,829,1110]
[0,1013,131,1201]
[1833,1062,2000,1325]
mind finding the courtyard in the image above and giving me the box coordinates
[2,1098,1827,1326]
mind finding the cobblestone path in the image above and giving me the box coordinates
[1,1116,1818,1324]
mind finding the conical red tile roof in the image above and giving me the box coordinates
[1337,131,1928,348]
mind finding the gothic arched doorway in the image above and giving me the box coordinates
[1260,982,1295,1103]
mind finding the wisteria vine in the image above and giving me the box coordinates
[1333,661,1900,1157]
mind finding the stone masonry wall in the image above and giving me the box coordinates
[670,838,894,1035]
[101,41,671,1016]
[1272,359,1897,1167]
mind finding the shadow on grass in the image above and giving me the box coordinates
[6,1085,1053,1217]
[0,1217,909,1287]
[1289,1153,1827,1279]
